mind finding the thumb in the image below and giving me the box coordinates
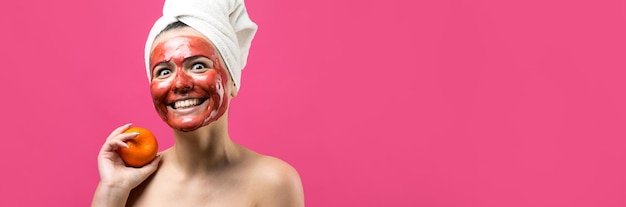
[138,155,162,176]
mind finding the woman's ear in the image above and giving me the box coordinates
[229,81,238,98]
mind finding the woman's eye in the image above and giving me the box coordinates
[157,69,172,77]
[191,63,206,70]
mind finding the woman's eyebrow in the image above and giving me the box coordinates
[152,61,171,70]
[184,55,207,63]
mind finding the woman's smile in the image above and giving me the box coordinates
[169,98,208,110]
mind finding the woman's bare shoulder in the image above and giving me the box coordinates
[241,149,305,206]
[251,155,300,181]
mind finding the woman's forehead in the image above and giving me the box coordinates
[151,27,214,52]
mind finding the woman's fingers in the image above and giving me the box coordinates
[101,132,139,153]
[119,132,140,141]
[113,140,130,149]
[106,123,133,141]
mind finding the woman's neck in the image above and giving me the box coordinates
[168,117,241,176]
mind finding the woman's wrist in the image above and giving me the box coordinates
[99,180,133,191]
[91,182,131,207]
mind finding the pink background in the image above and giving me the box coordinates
[1,0,626,206]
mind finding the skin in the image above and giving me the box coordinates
[92,27,304,207]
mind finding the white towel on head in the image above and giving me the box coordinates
[144,0,258,91]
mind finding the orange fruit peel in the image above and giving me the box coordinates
[118,127,158,167]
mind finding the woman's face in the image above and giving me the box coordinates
[149,28,230,132]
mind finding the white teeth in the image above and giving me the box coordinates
[174,99,202,109]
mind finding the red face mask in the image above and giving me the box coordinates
[149,35,230,132]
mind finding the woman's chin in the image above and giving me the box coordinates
[167,119,205,132]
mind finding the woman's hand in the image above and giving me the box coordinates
[92,124,162,207]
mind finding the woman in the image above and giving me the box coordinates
[91,0,304,206]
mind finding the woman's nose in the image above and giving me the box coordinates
[173,70,193,93]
